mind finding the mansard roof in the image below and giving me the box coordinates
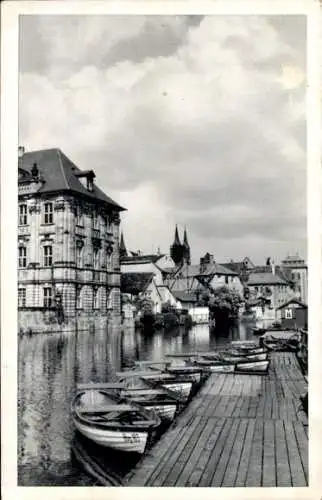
[20,148,125,211]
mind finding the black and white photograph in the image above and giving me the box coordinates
[2,0,321,495]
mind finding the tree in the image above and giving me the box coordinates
[198,286,242,325]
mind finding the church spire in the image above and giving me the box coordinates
[182,226,191,265]
[174,225,181,246]
[183,226,189,247]
[119,231,128,258]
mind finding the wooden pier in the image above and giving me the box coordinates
[126,352,308,487]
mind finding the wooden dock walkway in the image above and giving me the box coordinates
[126,352,308,487]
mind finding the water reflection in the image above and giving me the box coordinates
[18,320,256,485]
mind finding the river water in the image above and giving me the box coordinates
[18,320,256,485]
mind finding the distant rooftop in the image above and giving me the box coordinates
[247,272,289,286]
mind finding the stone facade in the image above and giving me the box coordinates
[18,148,125,331]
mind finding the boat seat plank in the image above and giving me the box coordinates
[78,404,137,414]
[116,370,162,377]
[77,383,126,390]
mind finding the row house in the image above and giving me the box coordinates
[18,147,125,326]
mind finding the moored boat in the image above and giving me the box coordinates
[71,386,161,454]
[120,387,179,421]
[220,352,268,363]
[235,360,270,374]
[140,373,193,401]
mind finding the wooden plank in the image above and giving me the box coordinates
[147,416,204,486]
[284,420,306,486]
[224,396,240,417]
[245,418,264,486]
[271,392,279,419]
[127,423,186,485]
[221,418,248,486]
[247,396,259,418]
[211,419,240,486]
[255,394,265,418]
[185,418,225,486]
[275,419,292,486]
[293,421,308,484]
[165,417,214,486]
[199,418,233,486]
[176,417,219,486]
[262,420,276,486]
[239,396,250,417]
[235,418,256,486]
[232,396,243,417]
[264,396,272,419]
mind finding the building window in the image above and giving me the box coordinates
[43,287,52,307]
[285,308,293,319]
[225,276,229,284]
[94,288,99,309]
[93,210,99,229]
[93,248,100,269]
[18,288,26,307]
[43,245,53,267]
[44,202,53,224]
[18,246,27,268]
[76,246,83,267]
[77,288,83,309]
[76,206,84,226]
[19,204,28,225]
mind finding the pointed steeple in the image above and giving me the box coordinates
[119,231,128,258]
[182,226,191,265]
[174,224,181,245]
[183,226,189,247]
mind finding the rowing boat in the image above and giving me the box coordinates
[120,387,179,421]
[235,360,270,373]
[71,388,160,453]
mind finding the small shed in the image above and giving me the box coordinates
[276,298,308,329]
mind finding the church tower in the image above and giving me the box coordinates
[170,225,184,266]
[183,226,191,265]
[119,231,128,258]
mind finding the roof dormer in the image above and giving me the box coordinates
[75,170,96,192]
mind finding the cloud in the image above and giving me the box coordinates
[19,15,306,264]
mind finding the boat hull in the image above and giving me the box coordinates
[73,419,149,453]
[144,404,177,421]
[235,360,269,373]
[209,364,235,373]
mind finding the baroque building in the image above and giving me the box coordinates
[18,147,125,327]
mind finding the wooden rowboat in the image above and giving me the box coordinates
[120,388,179,421]
[117,370,192,402]
[71,387,160,454]
[235,360,270,374]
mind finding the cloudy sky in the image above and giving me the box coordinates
[19,14,307,265]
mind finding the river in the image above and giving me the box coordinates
[18,320,257,485]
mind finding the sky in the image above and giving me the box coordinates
[19,14,307,265]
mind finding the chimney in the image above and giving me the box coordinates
[18,146,25,158]
[208,254,214,264]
